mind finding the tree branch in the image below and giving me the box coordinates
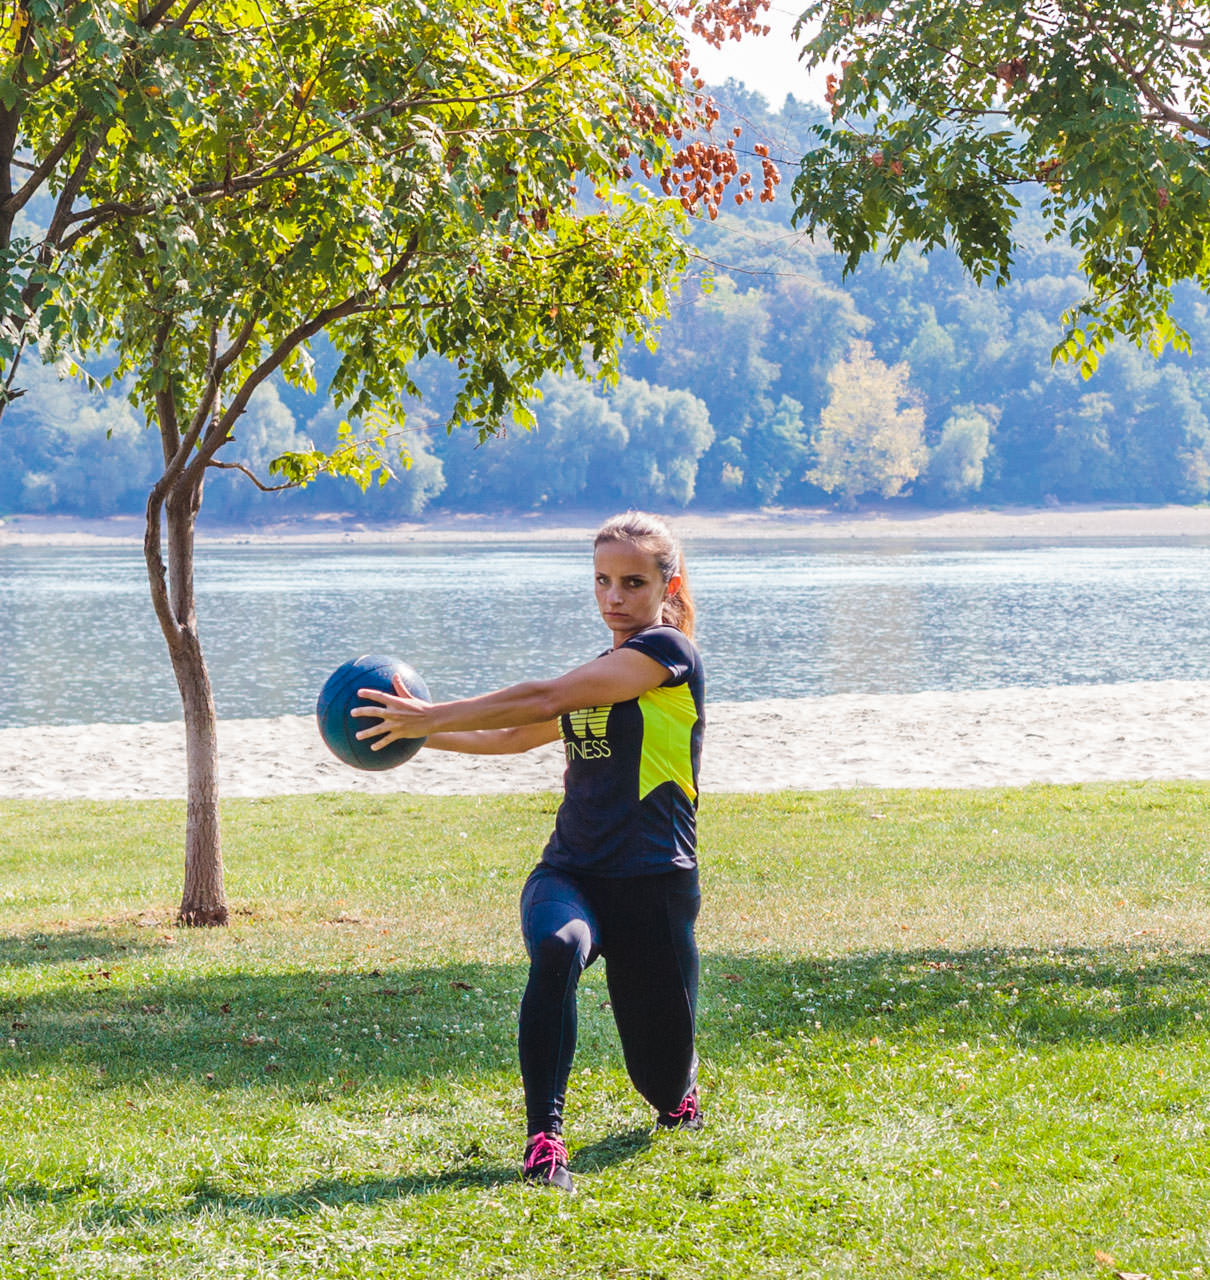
[1066,0,1210,139]
[163,0,208,30]
[215,314,259,375]
[178,324,223,455]
[1,334,29,406]
[143,318,186,640]
[3,110,89,217]
[187,228,421,482]
[177,315,258,457]
[143,483,179,644]
[141,0,191,29]
[207,459,298,491]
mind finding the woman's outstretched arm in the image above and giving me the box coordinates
[352,646,669,752]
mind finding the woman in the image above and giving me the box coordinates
[353,512,706,1194]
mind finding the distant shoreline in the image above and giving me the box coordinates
[4,502,1210,548]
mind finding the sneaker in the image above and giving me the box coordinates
[522,1132,574,1193]
[656,1090,703,1131]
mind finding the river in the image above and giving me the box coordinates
[2,537,1209,728]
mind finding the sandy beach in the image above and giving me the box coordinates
[2,680,1209,800]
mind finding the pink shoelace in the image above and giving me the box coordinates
[524,1132,569,1177]
[665,1093,698,1123]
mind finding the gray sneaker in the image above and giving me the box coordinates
[657,1090,703,1130]
[522,1132,574,1193]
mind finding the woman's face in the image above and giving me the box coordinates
[593,540,680,645]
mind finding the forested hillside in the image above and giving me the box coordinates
[5,85,1210,521]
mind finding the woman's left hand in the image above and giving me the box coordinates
[350,674,437,748]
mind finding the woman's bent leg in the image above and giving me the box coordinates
[596,868,701,1117]
[518,865,599,1136]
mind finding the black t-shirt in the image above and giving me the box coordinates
[542,625,706,876]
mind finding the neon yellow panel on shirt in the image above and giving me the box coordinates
[638,684,698,802]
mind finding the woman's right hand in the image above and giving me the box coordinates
[350,674,437,749]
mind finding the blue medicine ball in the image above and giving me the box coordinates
[316,654,431,771]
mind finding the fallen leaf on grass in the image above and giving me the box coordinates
[1094,1253,1116,1268]
[724,973,743,983]
[451,980,473,991]
[1114,1273,1149,1280]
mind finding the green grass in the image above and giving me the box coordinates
[2,784,1209,1279]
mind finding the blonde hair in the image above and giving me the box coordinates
[593,511,695,639]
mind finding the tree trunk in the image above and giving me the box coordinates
[145,472,228,927]
[172,622,227,927]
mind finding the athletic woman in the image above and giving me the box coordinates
[352,512,706,1194]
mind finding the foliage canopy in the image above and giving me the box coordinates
[2,0,732,475]
[792,0,1210,374]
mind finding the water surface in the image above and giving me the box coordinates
[2,537,1209,728]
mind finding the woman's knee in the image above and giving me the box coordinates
[529,920,594,979]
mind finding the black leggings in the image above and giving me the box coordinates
[518,862,701,1136]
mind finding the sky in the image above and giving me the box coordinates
[685,3,828,109]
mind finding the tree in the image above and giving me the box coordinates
[740,393,809,504]
[925,405,993,501]
[807,338,926,504]
[762,274,867,426]
[428,372,713,508]
[8,0,768,924]
[609,375,713,506]
[792,1,1210,373]
[629,274,778,433]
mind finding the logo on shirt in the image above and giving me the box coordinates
[562,705,612,760]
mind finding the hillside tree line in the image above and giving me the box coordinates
[5,87,1210,521]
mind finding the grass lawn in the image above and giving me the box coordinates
[1,783,1209,1279]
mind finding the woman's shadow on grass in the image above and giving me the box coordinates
[203,1125,649,1214]
[63,1128,652,1228]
